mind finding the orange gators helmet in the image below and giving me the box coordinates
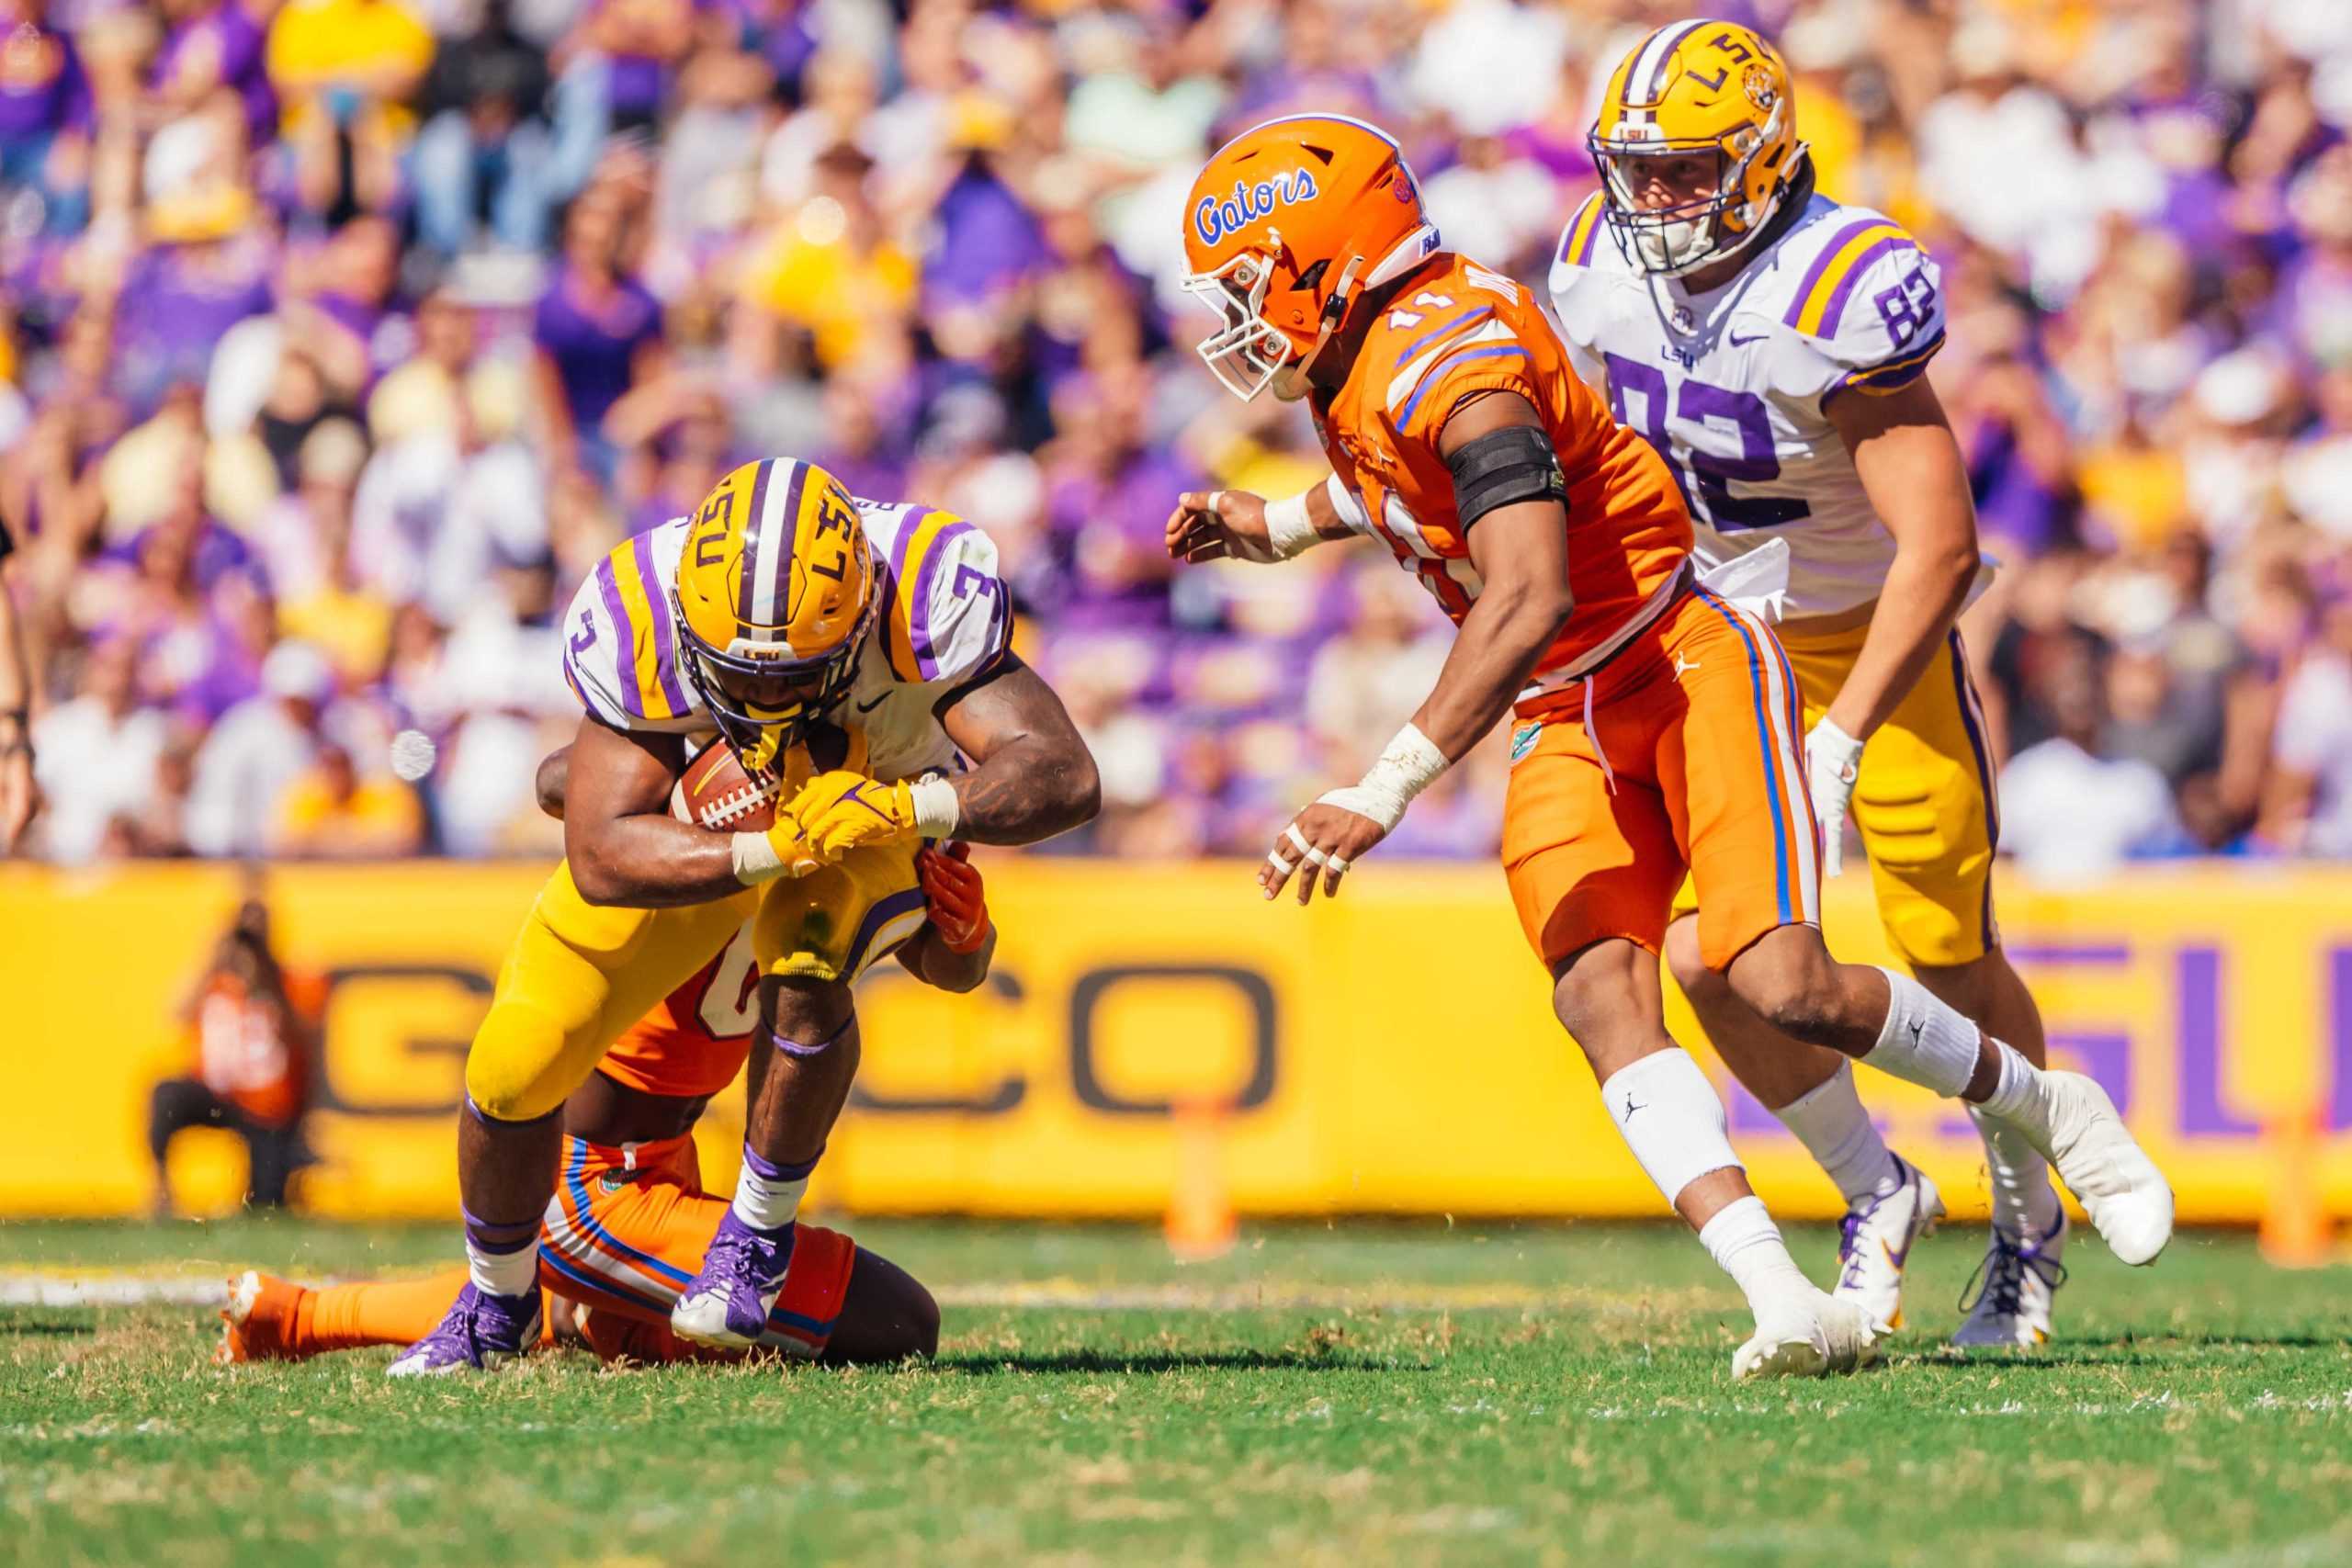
[1589,19,1802,276]
[1181,114,1442,401]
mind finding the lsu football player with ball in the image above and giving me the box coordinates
[390,458,1098,1374]
[1552,19,2091,1346]
[226,845,990,1371]
[1166,112,2170,1379]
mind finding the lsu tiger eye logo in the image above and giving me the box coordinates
[1193,168,1320,246]
[1744,62,1777,111]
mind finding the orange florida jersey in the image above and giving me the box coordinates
[1313,253,1692,714]
[597,924,762,1101]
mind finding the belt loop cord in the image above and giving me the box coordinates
[1581,674,1616,795]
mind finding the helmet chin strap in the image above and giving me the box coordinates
[1271,253,1365,401]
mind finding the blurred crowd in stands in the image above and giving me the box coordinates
[2,0,2349,874]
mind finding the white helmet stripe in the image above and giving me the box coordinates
[734,457,772,624]
[747,459,802,631]
[1628,17,1709,106]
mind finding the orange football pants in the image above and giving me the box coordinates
[279,1135,856,1362]
[1503,587,1822,972]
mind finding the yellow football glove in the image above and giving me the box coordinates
[755,809,826,880]
[781,769,921,861]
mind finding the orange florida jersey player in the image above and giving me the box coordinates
[1163,112,2171,1381]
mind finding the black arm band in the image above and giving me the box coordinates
[1444,424,1566,531]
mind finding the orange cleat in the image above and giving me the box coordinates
[214,1269,307,1364]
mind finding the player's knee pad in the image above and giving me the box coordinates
[464,1004,580,1122]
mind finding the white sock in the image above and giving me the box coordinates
[1699,1195,1814,1314]
[1969,1105,2061,1235]
[466,1238,537,1298]
[1860,966,1983,1098]
[1599,1048,1743,1211]
[730,1146,811,1234]
[1775,1062,1901,1206]
[1976,1043,2061,1149]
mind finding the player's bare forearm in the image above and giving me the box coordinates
[896,924,994,993]
[561,716,743,907]
[1415,392,1577,759]
[936,659,1102,845]
[1825,378,1980,740]
[1410,536,1575,758]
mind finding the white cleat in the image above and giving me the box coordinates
[2033,1071,2173,1265]
[1953,1209,2069,1348]
[1831,1155,1945,1334]
[1733,1289,1883,1382]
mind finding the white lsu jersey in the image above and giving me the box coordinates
[560,498,1012,784]
[1548,188,1961,620]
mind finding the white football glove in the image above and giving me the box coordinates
[1804,717,1864,879]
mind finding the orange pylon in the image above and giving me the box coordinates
[1166,1099,1237,1262]
[2258,1108,2333,1268]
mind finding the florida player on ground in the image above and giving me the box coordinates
[390,459,1098,1374]
[225,855,988,1368]
[1552,20,2074,1346]
[1166,113,2170,1378]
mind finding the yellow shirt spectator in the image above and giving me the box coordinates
[266,0,433,136]
[280,584,393,688]
[739,199,917,370]
[271,748,424,859]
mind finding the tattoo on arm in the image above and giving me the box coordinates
[935,657,1102,845]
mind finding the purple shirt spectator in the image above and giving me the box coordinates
[533,264,662,434]
[925,164,1051,305]
[0,20,92,148]
[1045,445,1199,632]
[113,242,276,412]
[151,0,276,145]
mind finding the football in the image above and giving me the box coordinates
[673,741,777,832]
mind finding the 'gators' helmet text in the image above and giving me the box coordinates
[1589,19,1801,277]
[672,457,876,784]
[1180,114,1442,401]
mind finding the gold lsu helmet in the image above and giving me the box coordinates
[1589,19,1802,276]
[673,457,877,784]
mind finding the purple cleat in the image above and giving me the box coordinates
[670,1211,794,1349]
[386,1282,542,1377]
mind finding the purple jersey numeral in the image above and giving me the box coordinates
[950,564,997,600]
[1601,354,1809,533]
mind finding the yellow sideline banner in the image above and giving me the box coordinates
[3,860,2350,1224]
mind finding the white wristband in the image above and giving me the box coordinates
[731,830,786,886]
[1314,722,1449,833]
[1263,489,1319,559]
[910,773,961,838]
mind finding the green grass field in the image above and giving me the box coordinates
[4,1216,2348,1568]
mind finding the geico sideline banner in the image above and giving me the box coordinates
[3,860,2348,1224]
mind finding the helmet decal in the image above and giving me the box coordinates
[1193,169,1321,248]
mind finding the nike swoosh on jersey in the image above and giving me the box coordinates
[854,692,889,714]
[1729,331,1768,346]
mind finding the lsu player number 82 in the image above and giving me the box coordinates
[1554,17,2133,1346]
